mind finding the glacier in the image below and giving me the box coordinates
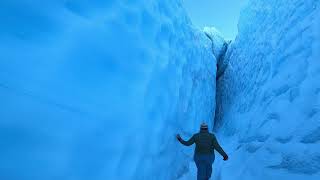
[0,0,320,180]
[0,0,218,179]
[212,0,320,180]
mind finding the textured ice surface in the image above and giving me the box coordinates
[214,0,320,179]
[203,27,229,78]
[0,0,217,179]
[1,0,320,180]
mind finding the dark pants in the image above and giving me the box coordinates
[194,154,215,180]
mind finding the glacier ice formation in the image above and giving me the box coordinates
[0,0,217,179]
[0,0,320,180]
[212,0,320,180]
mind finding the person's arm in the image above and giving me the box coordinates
[176,134,195,146]
[212,135,228,160]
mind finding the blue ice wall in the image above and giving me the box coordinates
[0,0,217,179]
[214,0,320,180]
[2,0,319,180]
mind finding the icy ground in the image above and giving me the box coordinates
[0,0,320,180]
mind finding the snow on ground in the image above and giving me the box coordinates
[214,0,320,180]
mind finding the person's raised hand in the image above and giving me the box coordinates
[176,134,182,141]
[223,155,229,161]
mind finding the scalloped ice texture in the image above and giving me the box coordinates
[1,0,318,180]
[0,0,220,179]
[213,0,320,180]
[203,27,229,78]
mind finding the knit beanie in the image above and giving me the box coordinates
[200,123,208,130]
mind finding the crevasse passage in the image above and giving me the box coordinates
[0,0,320,180]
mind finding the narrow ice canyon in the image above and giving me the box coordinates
[0,0,319,180]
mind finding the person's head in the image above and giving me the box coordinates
[200,123,208,131]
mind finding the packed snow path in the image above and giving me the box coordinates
[0,0,320,180]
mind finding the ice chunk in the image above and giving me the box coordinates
[203,27,229,78]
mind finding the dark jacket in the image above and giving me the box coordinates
[179,129,227,157]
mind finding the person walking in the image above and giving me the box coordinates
[176,123,228,180]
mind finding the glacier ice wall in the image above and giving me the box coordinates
[2,0,319,179]
[214,0,320,179]
[0,0,218,179]
[203,27,229,79]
